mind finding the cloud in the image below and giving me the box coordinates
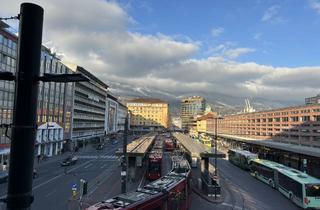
[2,0,319,102]
[211,27,224,37]
[309,0,320,14]
[261,5,284,23]
[224,48,255,59]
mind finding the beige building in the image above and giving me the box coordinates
[196,112,217,133]
[181,96,206,130]
[127,98,169,131]
[209,104,320,147]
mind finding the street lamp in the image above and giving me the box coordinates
[214,116,223,177]
[121,113,129,193]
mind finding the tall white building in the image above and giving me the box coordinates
[72,66,109,146]
[117,102,128,132]
[106,93,118,135]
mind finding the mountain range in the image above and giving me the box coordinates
[107,80,303,116]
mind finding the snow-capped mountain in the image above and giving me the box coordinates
[106,80,302,116]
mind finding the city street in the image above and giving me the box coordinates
[0,139,305,210]
[0,135,137,210]
[190,157,300,210]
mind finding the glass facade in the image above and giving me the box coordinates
[0,24,74,157]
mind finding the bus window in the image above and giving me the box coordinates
[306,184,320,197]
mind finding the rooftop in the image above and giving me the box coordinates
[76,66,109,90]
[127,98,168,104]
[224,103,320,118]
[197,112,217,121]
[216,133,320,158]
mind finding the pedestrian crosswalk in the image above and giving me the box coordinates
[77,155,118,160]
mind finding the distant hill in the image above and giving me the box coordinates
[107,80,302,116]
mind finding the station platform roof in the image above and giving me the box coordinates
[117,134,156,156]
[172,132,225,158]
[215,133,320,158]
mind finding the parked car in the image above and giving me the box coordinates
[0,170,8,183]
[60,156,78,166]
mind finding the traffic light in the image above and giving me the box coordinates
[80,179,87,196]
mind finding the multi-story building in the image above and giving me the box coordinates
[210,104,320,147]
[196,112,217,133]
[0,21,75,159]
[117,102,128,132]
[170,116,182,129]
[181,96,206,130]
[305,94,320,105]
[106,93,118,135]
[71,66,108,146]
[127,98,169,131]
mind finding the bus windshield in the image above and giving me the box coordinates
[306,184,320,197]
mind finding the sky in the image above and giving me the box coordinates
[1,0,320,102]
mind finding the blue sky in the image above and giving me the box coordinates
[121,0,320,67]
[3,0,320,101]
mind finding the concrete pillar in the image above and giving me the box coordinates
[128,157,136,182]
[49,143,53,157]
[37,145,41,156]
[55,143,59,155]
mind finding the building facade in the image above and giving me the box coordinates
[106,93,118,135]
[0,21,74,158]
[196,112,217,133]
[181,96,206,130]
[210,104,320,147]
[170,116,182,129]
[127,98,169,131]
[305,94,320,105]
[117,102,128,132]
[72,66,108,146]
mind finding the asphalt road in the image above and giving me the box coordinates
[190,156,301,210]
[0,135,138,210]
[0,137,302,210]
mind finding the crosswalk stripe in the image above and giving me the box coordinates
[77,155,118,160]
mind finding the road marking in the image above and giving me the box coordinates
[33,160,93,190]
[87,186,98,197]
[221,202,247,210]
[100,164,107,169]
[84,163,93,169]
[78,155,117,160]
[45,189,56,197]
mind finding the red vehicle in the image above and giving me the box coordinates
[146,150,162,180]
[164,138,174,151]
[87,155,192,210]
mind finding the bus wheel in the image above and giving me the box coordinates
[268,180,274,188]
[289,193,293,201]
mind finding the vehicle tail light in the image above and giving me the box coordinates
[304,197,310,204]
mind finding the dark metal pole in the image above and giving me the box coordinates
[214,118,217,177]
[214,118,217,199]
[121,115,128,193]
[7,3,43,210]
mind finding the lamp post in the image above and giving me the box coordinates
[121,113,128,193]
[213,116,223,200]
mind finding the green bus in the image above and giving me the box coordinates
[250,159,320,209]
[227,149,258,170]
